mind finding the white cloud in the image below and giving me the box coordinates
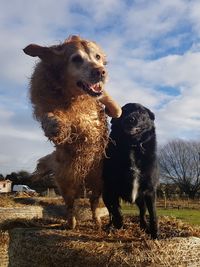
[0,136,53,175]
[0,107,53,175]
[0,108,40,141]
[127,51,200,87]
[124,51,200,143]
[188,0,200,36]
[105,37,200,144]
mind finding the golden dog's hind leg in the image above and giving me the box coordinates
[55,168,78,229]
[90,191,102,229]
[86,165,103,229]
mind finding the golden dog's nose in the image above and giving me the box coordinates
[91,67,106,80]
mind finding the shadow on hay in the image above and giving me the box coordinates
[13,197,67,220]
[6,227,127,267]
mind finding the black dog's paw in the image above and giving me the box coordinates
[103,222,124,233]
[112,217,123,229]
[150,230,159,240]
[103,222,115,233]
[144,227,159,240]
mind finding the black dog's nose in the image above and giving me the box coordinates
[91,67,106,80]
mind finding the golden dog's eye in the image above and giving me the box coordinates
[96,54,101,60]
[71,54,84,64]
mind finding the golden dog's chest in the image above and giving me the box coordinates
[52,96,107,148]
[79,111,101,127]
[72,108,105,142]
[69,97,105,136]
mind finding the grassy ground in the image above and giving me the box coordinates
[122,204,200,226]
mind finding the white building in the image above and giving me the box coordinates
[0,180,12,193]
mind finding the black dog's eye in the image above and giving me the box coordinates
[96,54,101,60]
[126,117,135,124]
[71,55,84,64]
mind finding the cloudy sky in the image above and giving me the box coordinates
[1,0,200,175]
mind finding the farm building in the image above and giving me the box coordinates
[0,180,12,193]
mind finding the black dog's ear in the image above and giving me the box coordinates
[145,108,155,121]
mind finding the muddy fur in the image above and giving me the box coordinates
[24,35,121,229]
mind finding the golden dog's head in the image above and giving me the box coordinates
[23,35,108,97]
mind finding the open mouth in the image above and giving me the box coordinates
[77,80,103,97]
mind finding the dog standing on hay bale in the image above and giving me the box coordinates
[23,35,121,229]
[103,103,159,239]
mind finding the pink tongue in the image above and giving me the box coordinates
[91,84,101,92]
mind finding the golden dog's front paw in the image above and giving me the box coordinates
[42,114,59,138]
[41,114,71,145]
[99,92,122,118]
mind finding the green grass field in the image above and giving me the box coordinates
[122,204,200,226]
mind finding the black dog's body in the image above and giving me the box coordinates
[103,103,159,239]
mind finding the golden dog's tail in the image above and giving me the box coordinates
[32,152,57,180]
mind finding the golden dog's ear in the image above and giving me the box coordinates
[65,35,81,43]
[23,44,52,59]
[99,91,122,118]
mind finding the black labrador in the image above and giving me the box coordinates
[103,103,159,239]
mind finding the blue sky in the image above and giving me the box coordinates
[1,0,200,175]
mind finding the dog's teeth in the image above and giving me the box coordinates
[78,80,103,97]
[98,82,102,89]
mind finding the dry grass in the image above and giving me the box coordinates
[1,195,200,267]
[0,195,107,209]
[1,215,199,237]
[0,195,24,207]
[0,215,199,267]
[0,195,63,208]
[1,196,200,266]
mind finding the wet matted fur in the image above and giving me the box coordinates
[103,103,159,238]
[23,35,121,229]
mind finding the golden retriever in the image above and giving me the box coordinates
[23,35,121,229]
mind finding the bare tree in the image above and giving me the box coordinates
[159,139,200,198]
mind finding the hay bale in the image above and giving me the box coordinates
[74,198,108,221]
[0,207,43,223]
[0,216,200,267]
[0,231,9,267]
[0,198,108,224]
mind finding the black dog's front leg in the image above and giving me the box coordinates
[112,201,123,229]
[145,190,158,239]
[102,190,123,230]
[135,196,148,231]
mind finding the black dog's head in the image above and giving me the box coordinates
[111,103,155,138]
